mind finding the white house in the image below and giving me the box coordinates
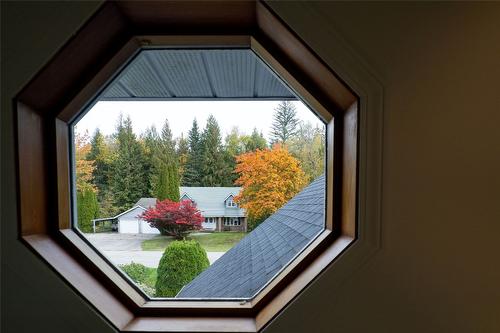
[91,187,247,234]
[90,204,158,234]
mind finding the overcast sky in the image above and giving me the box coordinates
[74,100,325,141]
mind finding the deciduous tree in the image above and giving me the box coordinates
[234,145,307,229]
[74,131,98,232]
[288,121,326,183]
[140,199,204,239]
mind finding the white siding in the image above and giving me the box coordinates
[140,220,160,234]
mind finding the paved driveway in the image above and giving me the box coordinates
[85,233,155,251]
[85,233,224,268]
[102,250,224,267]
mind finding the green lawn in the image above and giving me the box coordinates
[141,232,247,252]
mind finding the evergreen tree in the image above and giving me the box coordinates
[149,119,181,201]
[77,188,98,232]
[176,134,189,184]
[242,128,267,152]
[167,164,180,201]
[155,164,170,201]
[270,101,299,145]
[183,119,203,186]
[201,115,231,186]
[111,115,148,211]
[159,119,176,164]
[87,129,114,216]
[142,126,161,196]
[223,127,244,184]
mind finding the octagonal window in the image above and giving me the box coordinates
[71,48,328,299]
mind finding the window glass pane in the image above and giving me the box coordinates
[72,48,327,300]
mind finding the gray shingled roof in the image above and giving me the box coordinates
[101,49,296,100]
[134,187,245,217]
[135,198,157,208]
[177,175,325,299]
[180,187,245,217]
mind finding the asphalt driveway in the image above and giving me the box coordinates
[85,233,224,267]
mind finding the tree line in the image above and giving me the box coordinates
[75,101,325,232]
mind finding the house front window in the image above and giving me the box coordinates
[224,217,241,226]
[226,197,237,208]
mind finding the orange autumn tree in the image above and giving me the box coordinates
[234,145,307,229]
[75,131,96,192]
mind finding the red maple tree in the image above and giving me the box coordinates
[139,199,204,239]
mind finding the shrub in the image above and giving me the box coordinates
[120,262,157,297]
[155,240,210,297]
[77,189,98,233]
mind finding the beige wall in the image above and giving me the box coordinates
[2,2,499,332]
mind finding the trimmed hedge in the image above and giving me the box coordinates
[155,240,209,297]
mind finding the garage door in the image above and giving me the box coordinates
[119,218,139,234]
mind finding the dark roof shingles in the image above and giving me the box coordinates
[177,175,325,299]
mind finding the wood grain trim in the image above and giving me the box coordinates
[16,2,130,114]
[137,35,251,48]
[342,102,358,238]
[326,119,335,231]
[255,1,357,113]
[59,229,147,307]
[250,37,333,123]
[116,1,256,34]
[14,1,363,330]
[16,103,48,235]
[122,316,256,333]
[58,37,141,123]
[141,300,251,311]
[55,119,71,229]
[255,236,353,331]
[23,234,134,331]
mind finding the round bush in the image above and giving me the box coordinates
[120,262,149,283]
[155,240,210,297]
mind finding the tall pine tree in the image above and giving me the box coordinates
[223,127,244,184]
[142,125,161,197]
[270,101,299,145]
[159,119,176,164]
[87,129,114,216]
[176,134,189,184]
[152,119,180,201]
[201,115,231,186]
[167,163,180,201]
[111,115,148,211]
[183,119,203,186]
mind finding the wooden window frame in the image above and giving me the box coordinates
[14,1,382,332]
